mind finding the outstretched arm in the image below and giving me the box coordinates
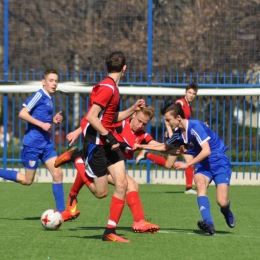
[135,142,180,155]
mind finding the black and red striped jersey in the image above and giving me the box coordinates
[80,77,120,145]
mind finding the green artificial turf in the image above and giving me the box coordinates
[0,183,259,260]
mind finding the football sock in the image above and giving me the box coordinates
[106,196,125,229]
[0,169,18,182]
[73,157,87,182]
[69,172,84,196]
[197,196,214,224]
[184,166,194,189]
[126,191,145,222]
[146,153,167,167]
[52,183,65,212]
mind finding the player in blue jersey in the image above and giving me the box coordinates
[134,103,235,235]
[0,69,73,221]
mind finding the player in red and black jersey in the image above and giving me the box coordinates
[136,83,198,194]
[55,51,145,242]
[55,106,161,234]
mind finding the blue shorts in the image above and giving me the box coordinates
[194,153,232,185]
[21,143,57,170]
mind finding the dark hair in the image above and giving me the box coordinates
[43,69,59,79]
[186,82,198,92]
[161,102,185,119]
[106,51,126,73]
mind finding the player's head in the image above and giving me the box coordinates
[130,106,155,133]
[42,69,59,94]
[185,82,198,102]
[106,51,126,73]
[161,103,185,129]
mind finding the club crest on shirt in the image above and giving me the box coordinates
[135,138,139,143]
[29,160,36,167]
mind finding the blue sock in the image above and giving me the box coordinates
[220,199,230,215]
[52,183,65,212]
[0,169,18,182]
[197,196,214,225]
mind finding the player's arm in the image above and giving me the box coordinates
[18,107,51,132]
[86,104,119,149]
[86,104,110,135]
[113,99,146,123]
[67,127,82,146]
[135,142,180,155]
[174,141,211,170]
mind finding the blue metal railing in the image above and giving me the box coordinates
[1,91,259,182]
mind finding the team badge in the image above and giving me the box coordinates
[29,160,36,167]
[135,138,139,143]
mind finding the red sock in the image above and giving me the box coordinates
[69,172,84,196]
[74,157,89,183]
[106,196,125,228]
[185,166,194,189]
[84,172,94,187]
[146,153,167,167]
[126,191,145,222]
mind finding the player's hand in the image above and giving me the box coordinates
[41,122,52,131]
[133,143,142,150]
[53,111,63,124]
[111,143,120,151]
[132,99,146,112]
[173,161,188,170]
[179,145,187,154]
[67,130,80,146]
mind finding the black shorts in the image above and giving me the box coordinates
[85,142,125,178]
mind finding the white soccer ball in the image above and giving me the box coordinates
[41,209,63,230]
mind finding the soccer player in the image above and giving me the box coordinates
[0,69,72,221]
[134,102,235,235]
[55,106,160,233]
[136,83,198,194]
[55,51,145,242]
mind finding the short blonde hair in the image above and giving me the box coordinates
[138,106,155,120]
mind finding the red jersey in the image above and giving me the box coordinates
[113,118,154,160]
[81,77,120,145]
[175,97,192,119]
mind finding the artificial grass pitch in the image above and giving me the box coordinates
[0,183,259,260]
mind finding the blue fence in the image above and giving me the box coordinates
[1,87,259,182]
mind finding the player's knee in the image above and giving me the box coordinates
[217,197,229,208]
[20,179,33,185]
[195,182,207,193]
[127,180,139,192]
[164,162,172,169]
[52,168,63,182]
[116,178,128,191]
[95,190,108,199]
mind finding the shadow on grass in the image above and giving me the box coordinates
[68,226,133,232]
[159,227,232,235]
[0,216,40,221]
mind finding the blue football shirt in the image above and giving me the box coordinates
[22,89,53,148]
[167,120,229,166]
